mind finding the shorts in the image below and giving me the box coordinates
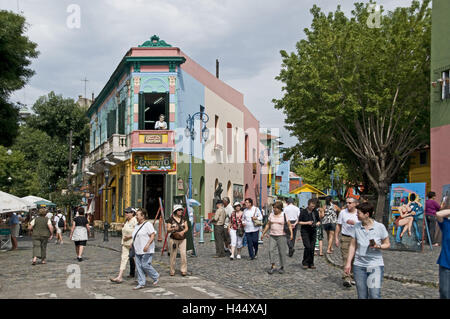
[56,227,62,234]
[323,223,336,232]
[74,241,87,247]
[10,224,19,237]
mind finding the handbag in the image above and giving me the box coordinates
[169,216,186,240]
[252,208,263,227]
[283,213,290,236]
[129,221,147,258]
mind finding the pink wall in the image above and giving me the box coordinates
[431,124,450,199]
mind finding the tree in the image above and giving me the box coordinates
[0,10,39,146]
[274,1,431,221]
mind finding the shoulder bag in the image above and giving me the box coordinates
[170,216,186,240]
[235,213,245,237]
[252,207,263,227]
[129,221,147,258]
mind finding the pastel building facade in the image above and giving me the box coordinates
[431,1,450,200]
[83,36,266,224]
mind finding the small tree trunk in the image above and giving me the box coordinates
[374,191,387,223]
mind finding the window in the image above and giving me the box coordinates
[227,123,232,155]
[107,110,117,138]
[245,134,249,161]
[139,92,168,130]
[420,151,427,165]
[442,70,450,100]
[118,100,125,134]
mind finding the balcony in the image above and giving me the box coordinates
[130,130,175,152]
[89,134,128,167]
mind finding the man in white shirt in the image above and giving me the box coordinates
[154,114,168,130]
[242,198,263,260]
[54,211,66,244]
[335,197,359,287]
[223,197,233,252]
[284,197,301,257]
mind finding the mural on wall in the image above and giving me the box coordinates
[442,184,450,202]
[387,183,426,251]
[233,184,243,204]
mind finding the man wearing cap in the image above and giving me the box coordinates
[284,197,300,257]
[110,207,137,283]
[211,200,227,258]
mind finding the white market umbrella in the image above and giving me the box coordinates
[0,191,35,214]
[21,195,50,203]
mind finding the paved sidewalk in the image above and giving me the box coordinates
[325,237,440,287]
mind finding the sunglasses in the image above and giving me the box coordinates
[346,202,354,204]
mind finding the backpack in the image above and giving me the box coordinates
[57,215,65,228]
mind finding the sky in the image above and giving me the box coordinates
[1,0,412,148]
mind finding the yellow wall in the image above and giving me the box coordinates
[408,149,431,194]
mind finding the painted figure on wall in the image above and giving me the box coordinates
[388,183,425,251]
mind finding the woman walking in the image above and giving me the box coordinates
[242,198,263,260]
[132,208,159,289]
[262,201,293,274]
[69,207,90,262]
[228,202,245,260]
[29,208,53,265]
[110,207,138,283]
[322,196,340,254]
[344,202,390,299]
[166,205,188,276]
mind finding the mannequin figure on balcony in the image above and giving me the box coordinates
[155,114,167,130]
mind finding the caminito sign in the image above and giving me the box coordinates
[132,153,176,172]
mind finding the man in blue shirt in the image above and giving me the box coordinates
[436,197,450,299]
[8,212,21,250]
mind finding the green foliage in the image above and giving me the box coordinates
[274,1,431,218]
[0,10,39,147]
[51,190,83,208]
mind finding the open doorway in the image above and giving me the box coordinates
[142,93,168,130]
[143,174,165,219]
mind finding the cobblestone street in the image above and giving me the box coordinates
[0,227,441,299]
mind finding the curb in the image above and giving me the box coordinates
[325,252,439,288]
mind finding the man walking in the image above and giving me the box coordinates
[426,191,441,246]
[284,197,300,257]
[54,210,67,244]
[211,200,227,258]
[8,212,21,250]
[242,198,263,260]
[335,197,359,287]
[298,199,320,269]
[223,197,233,253]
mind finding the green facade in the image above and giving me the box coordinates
[431,0,450,128]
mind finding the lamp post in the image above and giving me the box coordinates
[185,110,209,200]
[258,151,266,244]
[104,168,110,242]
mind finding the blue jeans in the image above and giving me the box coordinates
[135,253,159,286]
[353,265,384,299]
[440,266,450,299]
[245,231,259,259]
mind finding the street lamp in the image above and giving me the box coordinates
[104,167,110,218]
[185,110,209,200]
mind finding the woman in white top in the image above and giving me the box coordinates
[132,208,159,290]
[344,202,390,299]
[154,114,167,130]
[110,207,138,283]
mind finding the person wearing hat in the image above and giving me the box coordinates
[211,200,227,258]
[110,207,137,283]
[228,201,245,260]
[166,204,189,276]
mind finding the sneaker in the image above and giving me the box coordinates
[236,255,241,259]
[230,256,234,261]
[267,268,276,275]
[278,268,285,274]
[343,281,352,288]
[350,280,356,286]
[153,277,159,286]
[254,255,258,259]
[77,257,83,262]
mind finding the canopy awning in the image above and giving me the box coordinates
[0,191,36,213]
[34,200,56,207]
[290,184,326,196]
